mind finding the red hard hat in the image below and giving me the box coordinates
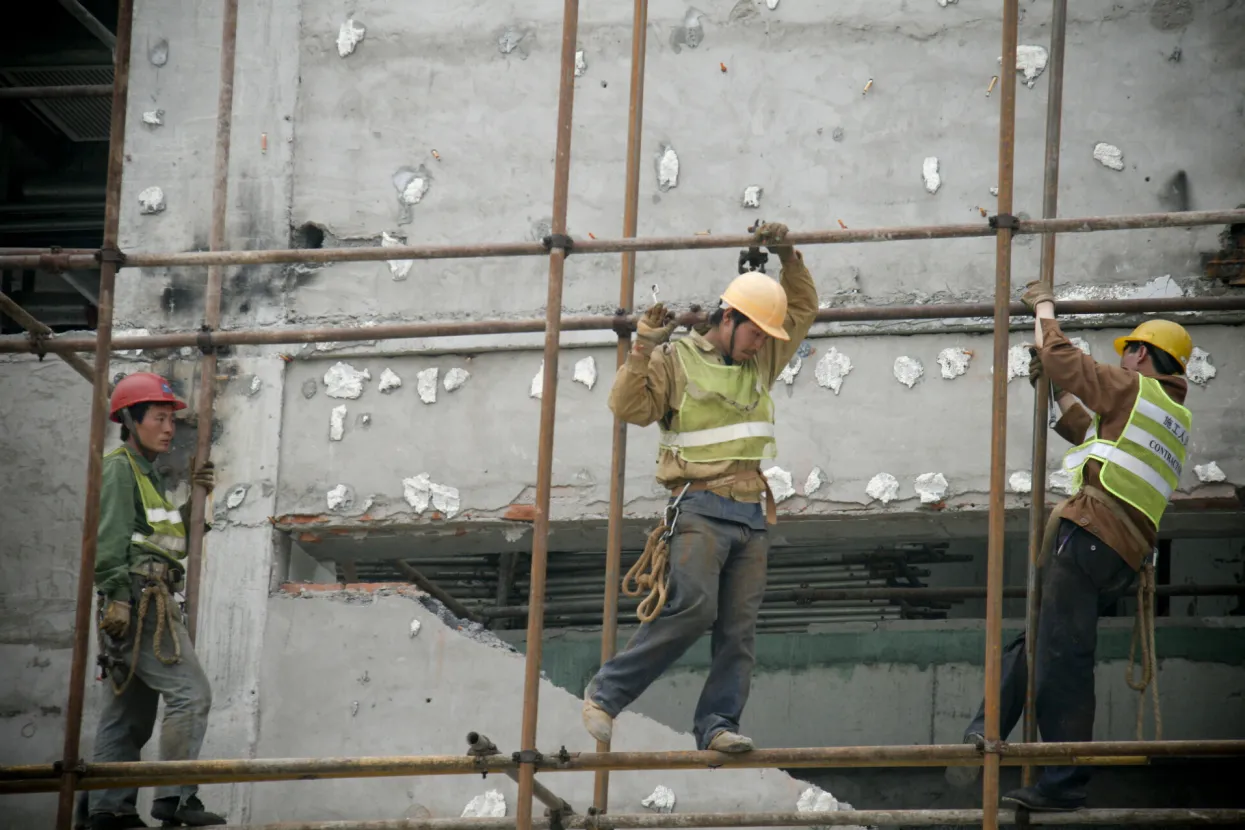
[109,372,187,423]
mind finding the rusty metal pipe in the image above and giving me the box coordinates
[3,295,1244,356]
[1023,0,1069,788]
[983,3,1020,828]
[466,733,574,817]
[515,1,581,827]
[392,561,485,624]
[0,84,113,100]
[0,291,98,383]
[2,209,1244,272]
[54,0,136,825]
[596,0,651,813]
[184,0,240,643]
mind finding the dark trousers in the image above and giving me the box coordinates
[965,521,1136,802]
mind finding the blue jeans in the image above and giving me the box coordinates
[965,521,1135,804]
[89,581,213,817]
[587,511,769,749]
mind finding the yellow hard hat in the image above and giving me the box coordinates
[720,272,789,341]
[1113,319,1193,367]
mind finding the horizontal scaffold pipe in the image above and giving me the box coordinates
[0,209,1242,271]
[1,295,1243,356]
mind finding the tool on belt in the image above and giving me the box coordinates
[97,561,185,696]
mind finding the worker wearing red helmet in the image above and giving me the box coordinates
[85,372,226,829]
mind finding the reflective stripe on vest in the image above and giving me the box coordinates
[1061,375,1191,529]
[658,338,777,463]
[108,447,188,562]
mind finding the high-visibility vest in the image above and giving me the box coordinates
[1061,375,1191,529]
[658,338,777,463]
[109,447,187,562]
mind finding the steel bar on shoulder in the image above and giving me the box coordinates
[2,209,1244,272]
[0,291,97,383]
[3,294,1244,356]
[0,84,113,100]
[54,0,136,825]
[183,0,240,644]
[983,3,1020,828]
[1024,0,1069,788]
[516,1,581,827]
[392,560,485,624]
[596,0,651,813]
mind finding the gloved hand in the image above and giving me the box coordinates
[1028,347,1062,397]
[754,222,794,259]
[1021,280,1056,313]
[635,303,676,353]
[101,600,130,640]
[190,459,215,495]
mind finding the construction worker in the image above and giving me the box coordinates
[949,284,1193,812]
[87,372,226,829]
[581,222,817,753]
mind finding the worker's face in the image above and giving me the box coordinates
[1121,342,1147,372]
[135,403,176,454]
[726,316,770,362]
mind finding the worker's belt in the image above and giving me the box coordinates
[669,471,778,526]
[1041,485,1152,567]
[129,560,184,588]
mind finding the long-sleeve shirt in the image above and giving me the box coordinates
[95,449,186,601]
[608,251,818,504]
[1039,318,1188,571]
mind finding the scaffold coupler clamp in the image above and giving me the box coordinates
[196,324,216,355]
[94,246,127,268]
[611,307,634,338]
[39,245,72,273]
[542,234,574,255]
[512,748,544,766]
[738,218,769,275]
[27,329,49,361]
[989,213,1019,231]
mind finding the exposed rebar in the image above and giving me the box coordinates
[0,84,113,100]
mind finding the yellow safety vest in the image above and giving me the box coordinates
[1061,375,1191,530]
[109,447,188,564]
[658,338,777,463]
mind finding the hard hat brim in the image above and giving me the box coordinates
[754,319,790,340]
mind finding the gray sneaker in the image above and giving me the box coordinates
[944,732,984,788]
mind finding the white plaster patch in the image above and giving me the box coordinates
[1194,461,1226,483]
[378,368,402,393]
[444,367,470,392]
[1001,44,1049,87]
[409,619,422,638]
[417,368,439,404]
[893,356,924,388]
[461,790,506,819]
[937,347,972,379]
[914,472,949,504]
[777,355,802,385]
[381,232,413,280]
[938,0,959,5]
[329,405,347,441]
[142,109,164,126]
[1048,468,1075,496]
[573,356,597,390]
[431,483,461,519]
[742,185,763,209]
[225,484,249,510]
[1070,337,1092,355]
[922,157,941,194]
[1009,471,1033,494]
[402,474,432,512]
[138,186,165,214]
[530,362,544,399]
[766,0,780,9]
[657,144,679,191]
[804,467,827,496]
[1186,347,1216,385]
[324,362,370,399]
[642,785,676,814]
[247,376,263,396]
[401,175,430,206]
[337,19,366,57]
[764,467,795,503]
[1055,275,1183,304]
[866,473,899,505]
[814,347,852,394]
[1092,142,1124,171]
[1007,344,1031,382]
[574,50,587,76]
[990,186,999,196]
[326,484,352,511]
[503,525,530,543]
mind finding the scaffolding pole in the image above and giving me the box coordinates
[1024,0,1069,788]
[595,0,649,814]
[0,290,97,383]
[0,84,113,100]
[53,0,135,826]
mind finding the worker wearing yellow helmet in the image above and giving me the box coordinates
[582,222,817,754]
[948,286,1193,812]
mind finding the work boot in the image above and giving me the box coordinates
[151,795,226,826]
[582,695,613,743]
[1001,785,1084,812]
[944,732,984,788]
[707,731,755,753]
[88,814,148,830]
